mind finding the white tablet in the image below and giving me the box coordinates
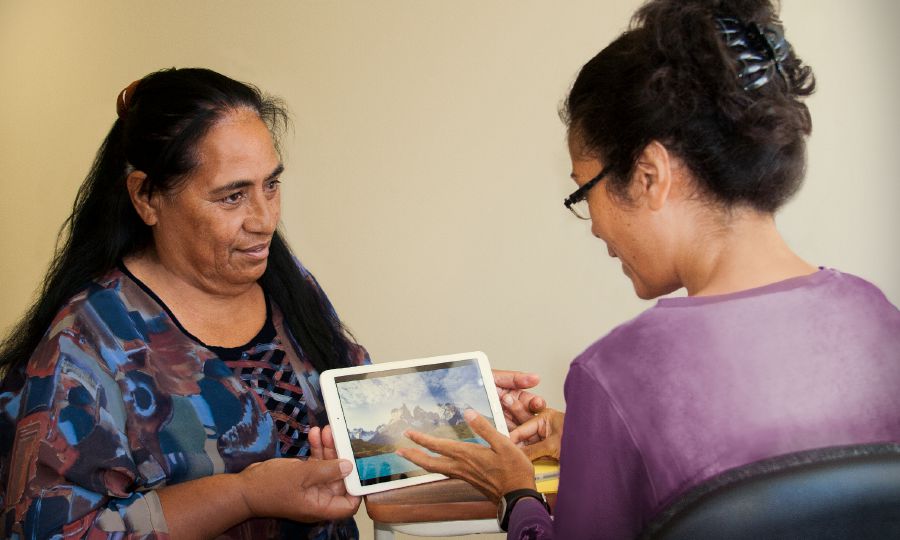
[320,351,508,496]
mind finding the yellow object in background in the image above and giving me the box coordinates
[533,458,560,494]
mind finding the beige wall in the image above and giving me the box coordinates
[2,1,898,538]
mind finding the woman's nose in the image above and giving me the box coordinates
[245,195,279,234]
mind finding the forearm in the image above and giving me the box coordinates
[157,473,252,539]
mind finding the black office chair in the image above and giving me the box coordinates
[639,442,900,540]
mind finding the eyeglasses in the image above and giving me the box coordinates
[563,167,609,220]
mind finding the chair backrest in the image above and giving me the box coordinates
[639,443,900,540]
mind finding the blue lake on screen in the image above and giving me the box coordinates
[356,437,486,481]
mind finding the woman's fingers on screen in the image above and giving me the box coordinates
[395,447,457,476]
[463,411,541,497]
[403,429,458,457]
[402,423,532,501]
[463,409,512,450]
[402,429,485,473]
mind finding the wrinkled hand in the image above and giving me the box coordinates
[397,410,535,503]
[493,369,547,431]
[510,408,565,461]
[238,455,361,522]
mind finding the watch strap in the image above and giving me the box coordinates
[498,488,549,532]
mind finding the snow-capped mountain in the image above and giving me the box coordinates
[350,402,481,445]
[349,428,377,442]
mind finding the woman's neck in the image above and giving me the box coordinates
[680,209,817,297]
[122,251,267,347]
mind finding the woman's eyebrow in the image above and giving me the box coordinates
[268,163,285,180]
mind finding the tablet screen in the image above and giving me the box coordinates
[333,359,494,486]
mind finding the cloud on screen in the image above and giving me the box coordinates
[337,362,492,431]
[423,364,490,410]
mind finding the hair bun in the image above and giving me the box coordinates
[564,0,815,214]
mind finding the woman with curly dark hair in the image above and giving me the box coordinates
[398,0,900,537]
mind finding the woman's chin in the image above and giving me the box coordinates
[226,260,269,285]
[626,272,657,300]
[633,283,658,300]
[632,278,681,300]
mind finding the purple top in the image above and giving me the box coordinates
[509,269,900,539]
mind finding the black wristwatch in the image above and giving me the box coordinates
[497,488,550,531]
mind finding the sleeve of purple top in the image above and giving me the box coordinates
[508,361,658,539]
[507,496,554,539]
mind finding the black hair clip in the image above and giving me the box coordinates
[716,16,791,91]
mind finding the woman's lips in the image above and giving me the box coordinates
[238,243,270,260]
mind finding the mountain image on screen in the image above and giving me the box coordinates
[349,402,491,458]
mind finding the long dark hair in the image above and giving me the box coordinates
[563,0,816,213]
[0,68,354,379]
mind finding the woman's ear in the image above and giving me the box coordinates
[126,171,158,226]
[632,141,673,211]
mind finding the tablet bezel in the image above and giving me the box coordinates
[320,351,508,496]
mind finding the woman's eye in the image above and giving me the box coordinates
[222,192,244,205]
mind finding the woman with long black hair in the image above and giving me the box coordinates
[0,67,543,539]
[0,67,366,539]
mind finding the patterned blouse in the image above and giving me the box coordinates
[0,264,369,539]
